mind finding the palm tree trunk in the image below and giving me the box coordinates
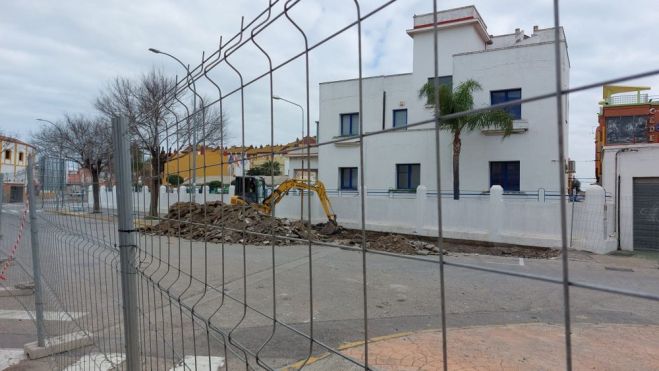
[452,132,461,200]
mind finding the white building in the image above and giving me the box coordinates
[601,146,659,251]
[318,6,569,194]
[283,137,319,182]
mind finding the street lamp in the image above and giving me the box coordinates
[36,119,65,211]
[273,96,305,144]
[148,48,199,202]
[273,96,306,221]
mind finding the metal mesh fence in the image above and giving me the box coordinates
[1,1,659,370]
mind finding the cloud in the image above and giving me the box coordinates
[1,0,658,183]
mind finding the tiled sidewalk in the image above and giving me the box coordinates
[302,323,659,370]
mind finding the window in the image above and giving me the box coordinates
[490,161,520,192]
[294,169,318,182]
[425,76,453,105]
[491,89,522,119]
[340,113,359,136]
[339,167,358,190]
[427,76,453,90]
[4,150,10,160]
[18,152,24,162]
[393,109,407,128]
[396,164,420,190]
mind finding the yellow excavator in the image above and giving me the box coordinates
[230,176,339,234]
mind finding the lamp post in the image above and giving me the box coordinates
[148,48,198,202]
[273,96,306,221]
[36,119,64,211]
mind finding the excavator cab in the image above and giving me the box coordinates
[230,177,339,235]
[232,176,267,204]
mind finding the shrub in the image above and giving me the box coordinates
[167,174,184,186]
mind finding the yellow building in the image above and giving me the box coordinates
[0,135,35,183]
[0,136,35,203]
[162,146,232,185]
[162,139,312,185]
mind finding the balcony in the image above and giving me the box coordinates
[603,93,657,106]
[481,120,529,135]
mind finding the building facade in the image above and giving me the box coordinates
[318,6,570,194]
[597,85,659,251]
[283,136,318,182]
[0,136,35,203]
[0,136,35,183]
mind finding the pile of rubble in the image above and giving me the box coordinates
[143,202,324,245]
[333,233,442,255]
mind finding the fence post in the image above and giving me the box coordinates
[58,157,65,211]
[27,155,46,347]
[0,173,4,240]
[112,116,141,370]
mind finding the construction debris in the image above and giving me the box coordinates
[143,202,560,258]
[142,202,325,245]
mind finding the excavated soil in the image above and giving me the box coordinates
[143,202,560,259]
[143,202,323,245]
[326,227,560,259]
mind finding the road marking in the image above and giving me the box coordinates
[172,356,225,370]
[483,260,521,266]
[63,353,124,371]
[0,348,24,369]
[0,310,86,321]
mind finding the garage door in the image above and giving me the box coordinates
[633,177,659,251]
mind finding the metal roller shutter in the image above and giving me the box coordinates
[633,177,659,251]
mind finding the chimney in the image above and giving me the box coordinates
[515,28,524,43]
[533,25,539,33]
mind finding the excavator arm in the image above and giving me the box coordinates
[260,179,337,227]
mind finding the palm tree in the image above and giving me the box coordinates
[419,79,514,200]
[260,160,281,176]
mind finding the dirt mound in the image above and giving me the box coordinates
[144,202,560,259]
[323,231,442,255]
[143,202,323,245]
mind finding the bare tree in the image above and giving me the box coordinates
[32,115,112,212]
[95,69,229,216]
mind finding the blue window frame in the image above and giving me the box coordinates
[340,113,359,136]
[490,89,522,120]
[393,109,408,128]
[396,164,420,190]
[490,161,520,192]
[339,167,358,190]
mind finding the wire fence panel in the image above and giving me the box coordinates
[2,1,659,370]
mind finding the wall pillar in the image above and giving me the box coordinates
[415,185,427,234]
[488,185,504,243]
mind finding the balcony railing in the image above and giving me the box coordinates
[604,93,650,106]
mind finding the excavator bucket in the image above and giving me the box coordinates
[319,220,339,235]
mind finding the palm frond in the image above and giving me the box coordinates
[464,109,514,136]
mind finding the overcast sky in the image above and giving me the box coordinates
[1,0,658,181]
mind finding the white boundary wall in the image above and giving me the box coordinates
[90,184,615,253]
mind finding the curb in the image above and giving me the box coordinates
[24,331,94,359]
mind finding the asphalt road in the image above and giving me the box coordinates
[1,202,658,370]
